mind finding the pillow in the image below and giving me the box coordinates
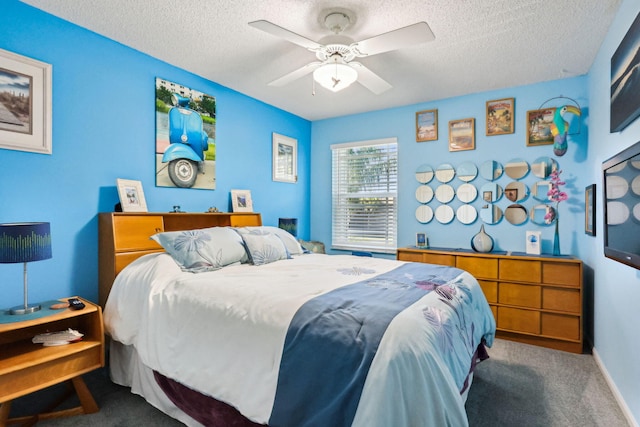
[236,226,304,255]
[239,231,289,266]
[299,240,326,254]
[151,227,248,273]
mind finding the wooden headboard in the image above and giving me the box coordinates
[98,212,262,308]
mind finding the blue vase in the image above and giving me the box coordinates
[553,219,560,256]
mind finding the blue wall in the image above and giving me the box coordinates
[0,1,311,307]
[311,77,588,257]
[587,0,640,423]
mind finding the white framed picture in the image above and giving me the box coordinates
[0,48,52,154]
[272,133,297,183]
[116,178,148,212]
[231,189,253,212]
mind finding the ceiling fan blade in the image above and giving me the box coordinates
[249,20,322,51]
[349,62,392,94]
[268,61,323,86]
[353,22,434,57]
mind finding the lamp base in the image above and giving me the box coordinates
[9,303,41,315]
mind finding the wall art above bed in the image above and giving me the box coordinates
[155,77,216,190]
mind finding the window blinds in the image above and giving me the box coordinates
[331,138,398,253]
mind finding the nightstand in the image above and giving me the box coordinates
[0,296,104,424]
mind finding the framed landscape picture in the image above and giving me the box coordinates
[526,108,556,146]
[486,98,514,136]
[0,48,52,154]
[448,118,475,151]
[611,11,640,133]
[416,109,438,142]
[272,133,297,183]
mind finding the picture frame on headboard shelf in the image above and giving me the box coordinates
[231,189,253,212]
[116,178,148,212]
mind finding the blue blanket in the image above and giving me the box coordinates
[269,262,464,427]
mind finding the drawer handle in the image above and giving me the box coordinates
[155,228,161,232]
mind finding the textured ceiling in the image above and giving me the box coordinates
[21,0,621,121]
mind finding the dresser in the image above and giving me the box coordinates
[397,247,583,353]
[98,212,262,308]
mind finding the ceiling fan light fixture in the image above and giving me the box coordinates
[313,63,357,92]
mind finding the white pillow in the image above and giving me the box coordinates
[237,226,304,255]
[151,226,248,272]
[239,232,289,265]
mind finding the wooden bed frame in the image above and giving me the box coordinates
[98,212,262,308]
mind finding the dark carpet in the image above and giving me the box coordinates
[7,339,630,426]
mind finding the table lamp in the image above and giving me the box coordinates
[0,222,52,315]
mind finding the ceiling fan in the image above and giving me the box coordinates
[249,11,435,94]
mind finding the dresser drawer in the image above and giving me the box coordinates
[113,216,164,251]
[478,280,498,303]
[498,307,540,334]
[457,256,498,279]
[397,251,423,262]
[499,259,541,282]
[541,313,580,340]
[499,282,541,308]
[542,287,580,313]
[542,262,581,287]
[422,253,456,267]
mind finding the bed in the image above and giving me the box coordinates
[100,212,496,427]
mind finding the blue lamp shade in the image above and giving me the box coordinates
[0,222,52,263]
[278,218,298,237]
[0,222,52,315]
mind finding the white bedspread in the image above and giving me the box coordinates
[104,253,495,427]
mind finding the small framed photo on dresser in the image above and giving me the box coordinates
[416,232,428,248]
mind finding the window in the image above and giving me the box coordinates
[331,138,398,253]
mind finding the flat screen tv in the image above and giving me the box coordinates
[602,140,640,269]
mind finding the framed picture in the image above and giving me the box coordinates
[272,133,297,183]
[154,77,216,190]
[416,109,438,142]
[416,232,428,248]
[611,11,640,133]
[448,118,475,151]
[116,179,148,212]
[526,108,556,146]
[0,48,52,154]
[585,184,596,236]
[231,189,253,212]
[486,98,514,136]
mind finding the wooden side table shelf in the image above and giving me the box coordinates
[0,297,104,425]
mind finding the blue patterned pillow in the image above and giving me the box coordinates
[238,230,289,265]
[235,226,304,255]
[151,227,248,273]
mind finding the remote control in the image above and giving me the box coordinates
[68,298,85,310]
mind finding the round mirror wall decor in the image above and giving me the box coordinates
[504,158,530,180]
[530,204,555,225]
[480,182,503,203]
[435,205,455,224]
[606,175,629,199]
[435,184,455,203]
[504,181,529,203]
[480,204,503,224]
[415,164,434,184]
[456,183,478,203]
[531,156,558,178]
[415,205,434,223]
[505,204,528,225]
[457,161,478,182]
[435,163,455,183]
[532,181,552,202]
[415,185,434,203]
[479,160,504,181]
[456,204,478,225]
